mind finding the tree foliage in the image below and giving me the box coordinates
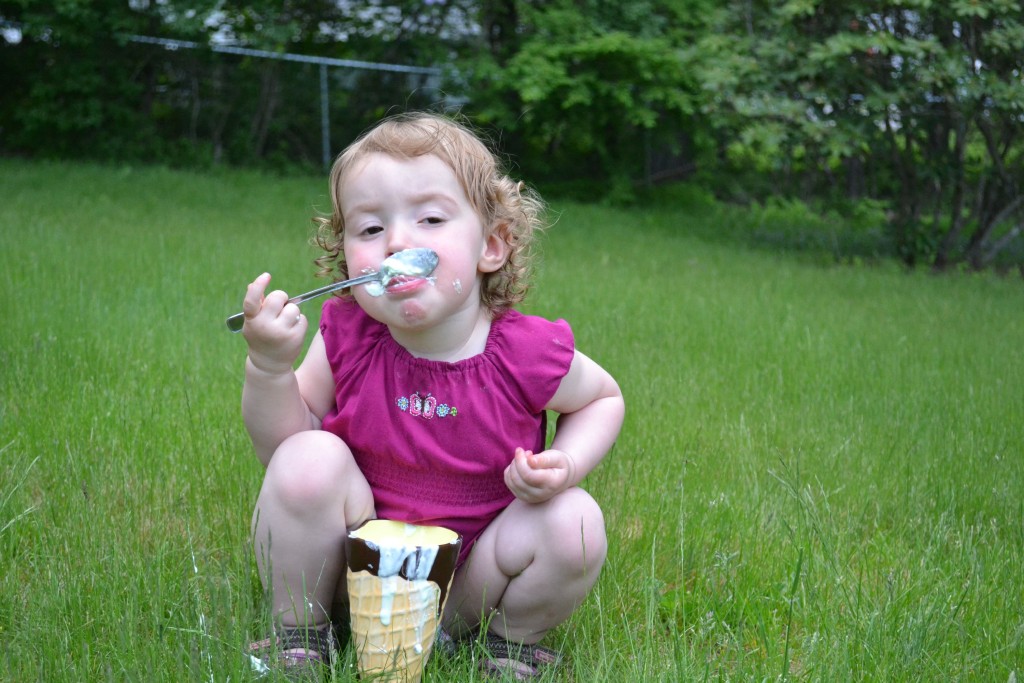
[1,0,1022,270]
[459,0,711,198]
[0,0,457,167]
[689,0,1024,270]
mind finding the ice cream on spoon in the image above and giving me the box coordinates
[226,248,439,332]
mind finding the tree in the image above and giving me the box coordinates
[0,0,462,167]
[459,0,713,198]
[0,0,179,160]
[691,0,1024,270]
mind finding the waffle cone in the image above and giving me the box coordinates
[347,569,441,683]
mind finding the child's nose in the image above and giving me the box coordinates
[385,223,414,255]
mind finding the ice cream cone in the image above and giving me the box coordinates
[347,569,440,682]
[346,520,462,683]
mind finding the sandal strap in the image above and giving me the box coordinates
[279,625,337,656]
[250,624,338,664]
[481,629,563,670]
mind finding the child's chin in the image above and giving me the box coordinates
[397,299,432,327]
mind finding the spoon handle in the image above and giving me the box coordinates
[225,271,380,332]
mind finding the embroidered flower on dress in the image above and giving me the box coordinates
[395,392,456,419]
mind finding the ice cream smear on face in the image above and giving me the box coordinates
[362,275,385,297]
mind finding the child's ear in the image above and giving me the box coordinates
[478,222,511,273]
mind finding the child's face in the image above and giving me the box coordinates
[339,152,507,331]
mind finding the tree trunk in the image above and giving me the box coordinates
[481,0,520,63]
[932,118,968,272]
[249,64,281,160]
[966,196,1024,269]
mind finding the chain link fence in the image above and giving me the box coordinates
[126,35,449,171]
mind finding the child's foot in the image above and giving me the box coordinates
[435,627,460,658]
[477,629,563,681]
[249,624,337,679]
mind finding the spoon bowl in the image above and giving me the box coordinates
[226,248,439,332]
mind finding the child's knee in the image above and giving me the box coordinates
[543,489,607,572]
[264,431,355,512]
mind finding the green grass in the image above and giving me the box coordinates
[1,158,1022,681]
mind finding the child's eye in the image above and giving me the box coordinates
[422,215,446,225]
[361,225,384,236]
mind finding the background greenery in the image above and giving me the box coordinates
[2,0,1023,272]
[1,159,1021,680]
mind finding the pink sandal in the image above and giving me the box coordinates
[477,629,564,681]
[249,624,338,676]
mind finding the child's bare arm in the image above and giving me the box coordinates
[504,350,624,503]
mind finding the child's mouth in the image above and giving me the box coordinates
[384,275,433,295]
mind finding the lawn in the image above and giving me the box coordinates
[1,159,1021,681]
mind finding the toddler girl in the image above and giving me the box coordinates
[239,112,624,679]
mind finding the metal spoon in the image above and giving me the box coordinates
[226,248,439,332]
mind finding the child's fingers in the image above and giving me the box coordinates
[241,273,272,318]
[281,302,305,327]
[505,449,535,490]
[525,450,559,471]
[512,448,536,478]
[505,449,524,479]
[516,449,555,486]
[261,289,290,316]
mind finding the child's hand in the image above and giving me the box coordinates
[504,447,576,504]
[240,273,307,375]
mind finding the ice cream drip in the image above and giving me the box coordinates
[373,541,439,627]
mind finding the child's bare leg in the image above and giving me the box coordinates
[444,487,607,644]
[251,430,375,628]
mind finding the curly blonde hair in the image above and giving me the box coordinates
[312,112,546,316]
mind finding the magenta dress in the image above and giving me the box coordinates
[319,297,575,563]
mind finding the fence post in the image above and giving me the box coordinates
[320,63,331,172]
